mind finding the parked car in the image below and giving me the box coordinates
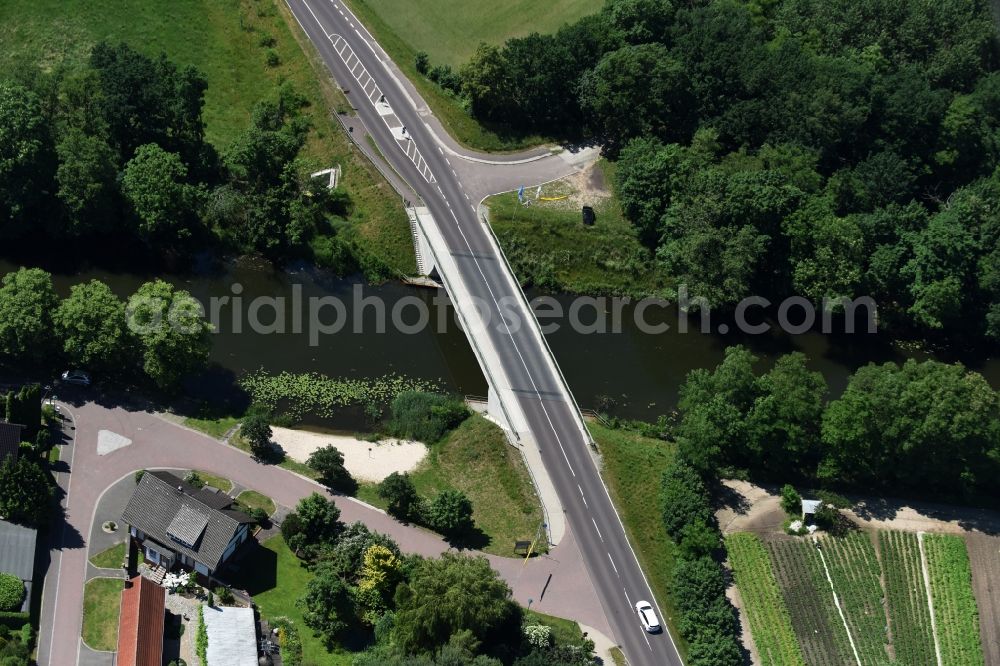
[635,600,661,633]
[61,370,91,386]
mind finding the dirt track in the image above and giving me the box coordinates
[966,532,1000,666]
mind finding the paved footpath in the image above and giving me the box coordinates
[37,399,611,666]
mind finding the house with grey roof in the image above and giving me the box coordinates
[122,471,252,579]
[0,519,37,613]
[0,421,24,464]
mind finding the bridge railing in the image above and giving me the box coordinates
[407,207,522,444]
[477,205,595,446]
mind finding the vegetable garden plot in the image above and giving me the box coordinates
[767,540,855,666]
[727,533,805,666]
[878,531,937,666]
[923,534,984,666]
[821,532,891,665]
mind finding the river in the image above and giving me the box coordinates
[3,257,997,421]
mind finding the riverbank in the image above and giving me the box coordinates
[270,426,427,482]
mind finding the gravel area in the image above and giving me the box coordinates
[271,426,427,482]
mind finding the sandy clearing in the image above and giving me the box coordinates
[270,426,427,482]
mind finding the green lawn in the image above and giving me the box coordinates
[590,422,686,652]
[353,0,599,68]
[343,0,555,151]
[236,490,277,516]
[0,0,414,276]
[489,164,669,297]
[81,577,123,652]
[192,470,233,494]
[231,536,356,665]
[89,542,126,569]
[359,415,544,556]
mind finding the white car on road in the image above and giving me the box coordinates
[635,600,661,633]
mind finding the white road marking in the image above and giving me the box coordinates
[577,484,588,506]
[289,7,675,661]
[622,586,632,606]
[607,552,619,575]
[592,518,604,542]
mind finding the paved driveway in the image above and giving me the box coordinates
[37,399,610,665]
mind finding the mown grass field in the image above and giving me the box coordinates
[81,577,123,652]
[342,0,563,150]
[88,542,126,569]
[358,415,544,556]
[351,0,599,68]
[588,422,685,651]
[736,530,987,666]
[0,0,414,275]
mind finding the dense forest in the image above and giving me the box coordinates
[0,42,376,275]
[443,0,1000,342]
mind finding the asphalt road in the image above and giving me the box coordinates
[285,2,685,663]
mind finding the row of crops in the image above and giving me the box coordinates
[767,540,854,666]
[726,533,805,666]
[730,530,985,666]
[923,534,984,666]
[822,532,888,665]
[879,530,937,665]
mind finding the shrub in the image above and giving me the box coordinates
[249,507,269,524]
[377,472,420,521]
[523,624,552,649]
[184,471,205,489]
[280,511,302,542]
[134,469,146,483]
[258,32,276,47]
[214,586,234,605]
[414,51,429,74]
[195,605,208,663]
[387,391,468,443]
[780,484,802,516]
[241,406,274,461]
[307,445,356,494]
[427,489,474,539]
[0,575,24,612]
[265,49,280,67]
[660,459,712,540]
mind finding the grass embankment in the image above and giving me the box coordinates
[589,422,685,648]
[342,0,557,151]
[488,166,669,296]
[81,578,123,651]
[183,414,240,439]
[0,0,414,275]
[89,542,125,569]
[357,415,544,556]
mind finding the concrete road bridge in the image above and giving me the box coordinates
[285,1,685,664]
